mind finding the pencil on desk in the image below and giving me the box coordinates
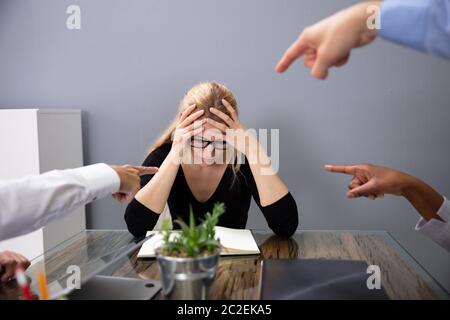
[38,271,49,300]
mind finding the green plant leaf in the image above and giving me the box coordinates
[161,202,225,258]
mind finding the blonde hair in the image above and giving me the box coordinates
[149,81,241,175]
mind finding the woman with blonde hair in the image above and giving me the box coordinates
[124,82,298,238]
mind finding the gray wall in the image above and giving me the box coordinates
[0,0,449,291]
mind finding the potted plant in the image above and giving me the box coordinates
[155,202,225,300]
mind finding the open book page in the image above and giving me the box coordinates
[137,227,260,258]
[214,226,260,255]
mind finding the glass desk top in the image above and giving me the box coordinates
[0,229,448,300]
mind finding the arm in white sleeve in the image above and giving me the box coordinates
[0,163,120,241]
[415,196,450,252]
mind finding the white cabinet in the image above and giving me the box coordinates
[0,109,86,260]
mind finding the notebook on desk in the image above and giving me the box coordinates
[137,226,260,258]
[259,259,389,300]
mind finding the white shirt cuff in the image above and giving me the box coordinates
[73,163,121,201]
[415,196,450,252]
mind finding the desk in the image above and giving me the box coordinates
[1,230,448,300]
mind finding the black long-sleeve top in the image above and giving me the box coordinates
[124,144,299,238]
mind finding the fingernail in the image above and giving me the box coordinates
[348,193,355,199]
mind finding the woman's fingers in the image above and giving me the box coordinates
[190,123,205,136]
[205,118,228,133]
[184,118,206,132]
[179,110,204,128]
[179,104,197,123]
[221,99,238,121]
[182,122,204,139]
[209,107,234,127]
[178,125,204,149]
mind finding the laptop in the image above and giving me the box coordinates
[64,233,161,300]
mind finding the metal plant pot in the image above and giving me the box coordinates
[155,249,220,300]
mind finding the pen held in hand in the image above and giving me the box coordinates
[15,267,32,300]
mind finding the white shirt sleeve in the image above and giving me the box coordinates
[415,196,450,252]
[0,163,120,241]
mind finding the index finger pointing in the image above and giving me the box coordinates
[275,37,308,73]
[132,166,159,175]
[324,164,357,175]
